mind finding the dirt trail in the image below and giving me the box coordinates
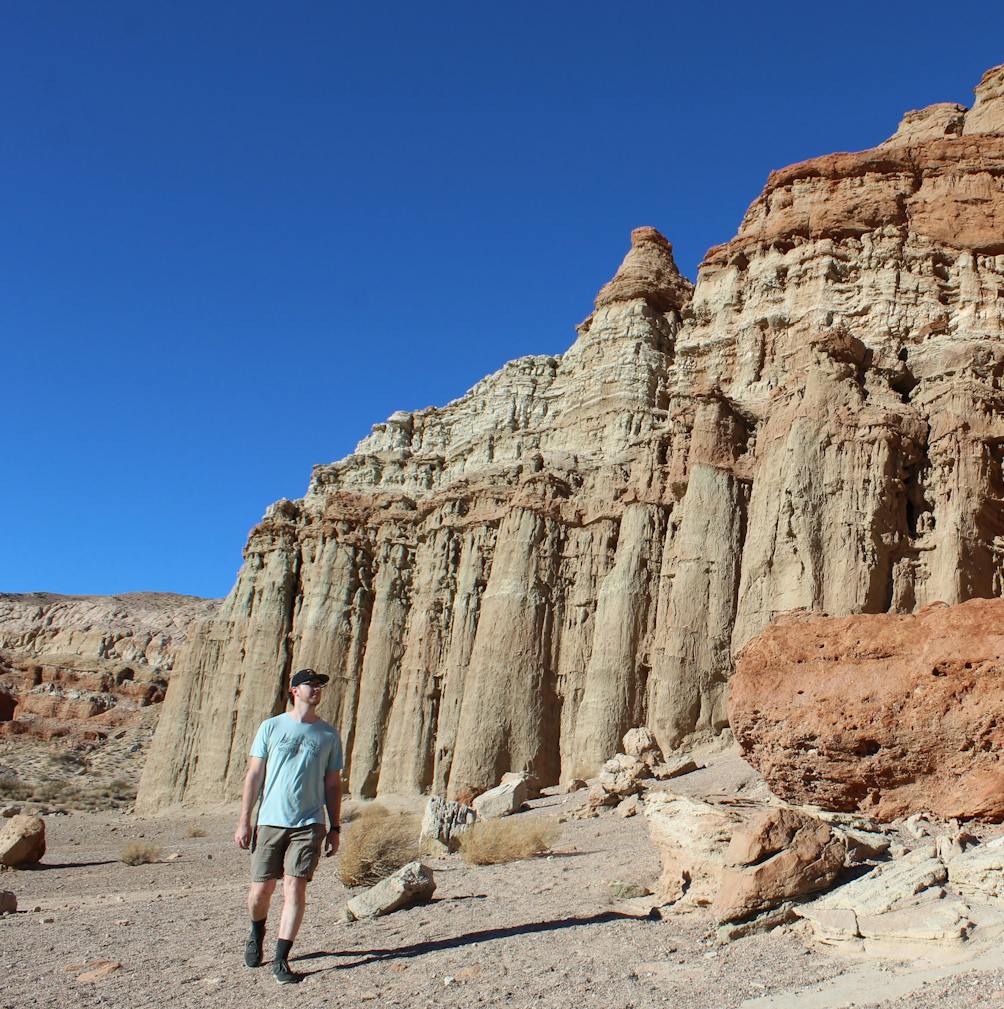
[4,777,1004,1008]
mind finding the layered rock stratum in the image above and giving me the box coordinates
[139,67,1004,812]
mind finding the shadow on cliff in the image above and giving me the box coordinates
[294,909,657,971]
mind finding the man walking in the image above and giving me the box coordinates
[234,668,343,985]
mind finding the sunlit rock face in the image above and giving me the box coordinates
[138,66,1004,811]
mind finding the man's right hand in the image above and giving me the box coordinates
[234,819,252,849]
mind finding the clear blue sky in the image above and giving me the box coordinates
[3,3,1001,599]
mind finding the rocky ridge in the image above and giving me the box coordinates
[139,67,1004,812]
[0,592,216,809]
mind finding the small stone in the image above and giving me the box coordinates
[0,891,16,913]
[76,960,122,983]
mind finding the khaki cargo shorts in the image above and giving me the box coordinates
[251,823,325,881]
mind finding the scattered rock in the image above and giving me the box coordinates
[650,756,699,781]
[500,771,541,800]
[609,880,653,900]
[0,814,45,867]
[622,727,663,767]
[75,961,122,983]
[616,795,640,818]
[344,862,436,921]
[0,890,16,913]
[472,779,527,820]
[1,805,21,819]
[562,779,587,794]
[419,795,477,853]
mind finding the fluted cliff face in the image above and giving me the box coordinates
[138,68,1004,811]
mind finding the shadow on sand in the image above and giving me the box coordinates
[295,908,656,973]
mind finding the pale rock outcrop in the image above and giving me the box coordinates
[344,861,436,920]
[964,64,1004,136]
[798,846,969,945]
[0,814,45,866]
[882,104,966,146]
[644,793,746,905]
[139,65,1004,812]
[730,598,1004,821]
[946,838,1004,901]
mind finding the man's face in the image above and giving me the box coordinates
[291,680,324,706]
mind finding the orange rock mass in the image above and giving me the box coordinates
[730,599,1004,822]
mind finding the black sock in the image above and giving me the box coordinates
[250,918,266,941]
[275,938,293,964]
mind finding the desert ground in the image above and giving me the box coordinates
[5,753,1004,1009]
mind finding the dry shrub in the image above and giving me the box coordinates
[338,810,419,887]
[458,815,560,865]
[119,842,162,866]
[184,824,207,838]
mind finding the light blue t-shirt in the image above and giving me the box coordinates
[249,714,343,828]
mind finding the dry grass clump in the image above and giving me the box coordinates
[119,842,162,866]
[184,824,207,838]
[338,809,420,887]
[458,815,561,865]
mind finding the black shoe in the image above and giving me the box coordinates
[273,958,300,985]
[244,932,263,969]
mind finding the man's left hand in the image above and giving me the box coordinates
[324,829,340,857]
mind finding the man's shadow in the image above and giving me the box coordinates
[295,908,658,973]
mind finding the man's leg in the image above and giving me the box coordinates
[244,878,275,967]
[277,874,308,942]
[248,878,276,921]
[272,875,310,984]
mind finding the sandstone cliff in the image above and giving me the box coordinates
[138,67,1004,811]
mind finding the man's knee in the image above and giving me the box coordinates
[282,874,308,897]
[250,878,277,899]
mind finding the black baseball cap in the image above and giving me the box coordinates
[290,668,329,688]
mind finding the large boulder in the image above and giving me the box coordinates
[345,861,436,921]
[0,814,45,867]
[712,807,848,923]
[731,599,1004,821]
[644,793,745,905]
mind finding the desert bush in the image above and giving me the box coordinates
[0,776,31,801]
[119,842,162,866]
[184,824,207,838]
[338,811,419,887]
[458,815,561,865]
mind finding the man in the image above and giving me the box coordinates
[234,668,342,985]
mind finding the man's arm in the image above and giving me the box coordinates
[323,770,342,856]
[233,756,266,849]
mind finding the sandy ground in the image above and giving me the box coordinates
[4,762,1004,1009]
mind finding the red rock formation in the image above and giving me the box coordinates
[730,598,1004,821]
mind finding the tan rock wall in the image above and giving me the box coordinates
[138,65,1004,812]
